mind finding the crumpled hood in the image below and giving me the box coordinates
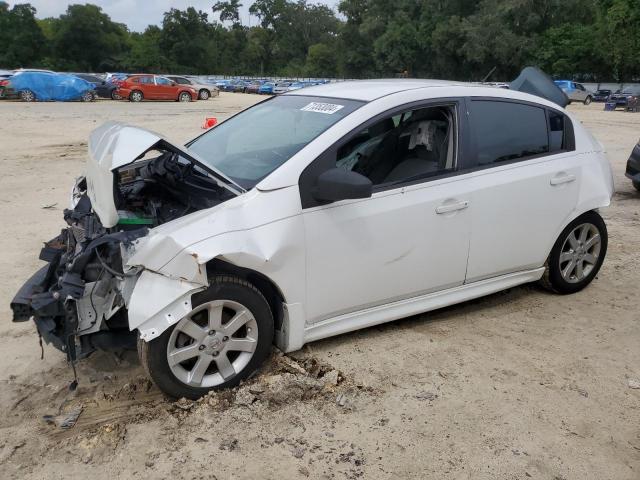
[86,121,242,228]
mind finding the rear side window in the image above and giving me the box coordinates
[470,100,549,166]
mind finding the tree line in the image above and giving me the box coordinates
[1,0,639,81]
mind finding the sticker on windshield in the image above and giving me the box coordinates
[301,102,345,114]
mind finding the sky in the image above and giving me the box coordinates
[8,0,340,32]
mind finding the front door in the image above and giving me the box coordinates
[300,102,472,324]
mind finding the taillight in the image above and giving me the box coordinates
[0,79,8,87]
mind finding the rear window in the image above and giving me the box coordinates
[470,100,549,166]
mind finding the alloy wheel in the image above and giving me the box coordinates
[130,91,143,102]
[179,92,191,102]
[166,299,258,388]
[199,90,209,100]
[559,222,601,283]
[21,90,35,102]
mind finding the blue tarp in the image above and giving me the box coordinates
[9,72,94,101]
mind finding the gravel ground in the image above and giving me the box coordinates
[0,94,638,480]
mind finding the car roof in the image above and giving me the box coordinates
[285,78,566,110]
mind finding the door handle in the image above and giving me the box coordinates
[436,200,469,214]
[550,173,576,186]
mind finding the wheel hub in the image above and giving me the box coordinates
[166,299,259,388]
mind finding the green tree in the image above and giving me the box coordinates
[0,2,47,68]
[51,4,129,71]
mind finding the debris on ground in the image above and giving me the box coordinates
[43,404,83,429]
[415,391,438,401]
[628,379,640,389]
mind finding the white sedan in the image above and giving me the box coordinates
[12,71,613,399]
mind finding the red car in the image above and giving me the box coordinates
[116,75,198,102]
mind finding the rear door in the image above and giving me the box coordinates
[464,99,580,282]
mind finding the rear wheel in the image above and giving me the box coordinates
[129,90,143,102]
[179,91,192,102]
[540,211,607,294]
[81,91,94,102]
[20,89,35,102]
[111,90,121,100]
[138,275,274,399]
[584,96,592,105]
[198,89,210,100]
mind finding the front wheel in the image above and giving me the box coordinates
[198,89,210,100]
[138,275,274,399]
[584,96,592,105]
[178,91,192,102]
[540,211,607,294]
[111,90,121,100]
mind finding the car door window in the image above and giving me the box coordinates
[470,100,549,166]
[156,77,172,86]
[335,105,456,186]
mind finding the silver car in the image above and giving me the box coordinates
[554,80,593,105]
[167,76,219,100]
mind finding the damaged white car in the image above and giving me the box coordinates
[11,68,614,399]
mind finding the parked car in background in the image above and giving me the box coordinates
[626,139,640,191]
[166,75,219,100]
[287,81,306,92]
[608,86,640,111]
[593,89,612,102]
[258,82,275,94]
[116,75,198,102]
[73,73,121,100]
[245,81,263,94]
[0,70,14,99]
[554,80,592,104]
[4,71,95,102]
[273,82,291,94]
[11,69,614,399]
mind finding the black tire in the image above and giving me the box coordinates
[633,181,640,192]
[129,90,143,102]
[81,91,94,102]
[198,89,210,100]
[111,90,121,100]
[138,275,274,399]
[584,96,592,105]
[178,91,192,102]
[540,211,607,294]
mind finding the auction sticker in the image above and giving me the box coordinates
[301,102,345,114]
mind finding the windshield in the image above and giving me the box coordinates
[187,95,364,189]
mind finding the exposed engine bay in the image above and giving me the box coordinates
[10,150,234,364]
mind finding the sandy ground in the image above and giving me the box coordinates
[0,94,638,480]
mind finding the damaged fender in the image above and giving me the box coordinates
[126,186,307,352]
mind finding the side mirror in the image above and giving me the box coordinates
[312,168,372,202]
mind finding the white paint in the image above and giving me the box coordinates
[76,80,613,354]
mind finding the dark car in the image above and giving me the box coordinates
[593,89,612,102]
[73,73,120,100]
[626,139,640,191]
[608,86,640,111]
[245,81,263,94]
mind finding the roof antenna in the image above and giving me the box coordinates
[481,66,497,83]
